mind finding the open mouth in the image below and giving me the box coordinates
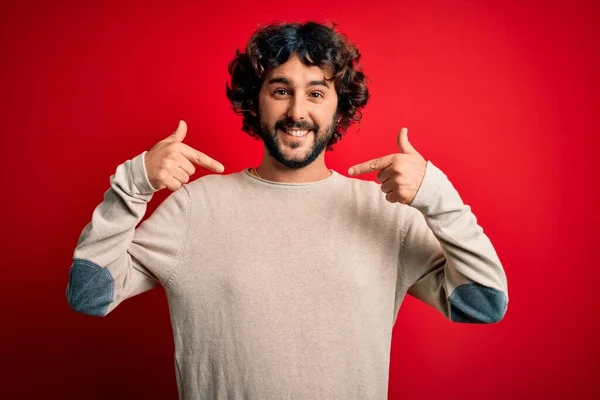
[280,128,312,138]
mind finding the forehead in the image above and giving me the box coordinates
[264,53,334,86]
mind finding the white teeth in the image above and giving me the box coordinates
[286,129,309,137]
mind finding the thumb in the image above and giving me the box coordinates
[164,120,187,143]
[397,127,416,154]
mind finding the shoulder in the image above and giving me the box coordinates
[334,172,411,217]
[335,173,387,203]
[183,170,248,197]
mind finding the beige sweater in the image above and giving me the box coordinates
[66,150,508,399]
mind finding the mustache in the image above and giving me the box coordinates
[274,118,318,132]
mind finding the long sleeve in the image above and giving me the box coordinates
[66,151,191,317]
[400,161,508,323]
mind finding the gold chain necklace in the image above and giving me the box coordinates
[251,168,332,179]
[251,167,261,178]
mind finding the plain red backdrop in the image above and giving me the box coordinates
[1,0,598,398]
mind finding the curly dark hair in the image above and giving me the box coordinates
[225,21,369,151]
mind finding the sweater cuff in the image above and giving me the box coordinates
[408,160,462,215]
[131,151,158,195]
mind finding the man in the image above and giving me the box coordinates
[66,21,508,399]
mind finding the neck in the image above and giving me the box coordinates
[256,152,331,183]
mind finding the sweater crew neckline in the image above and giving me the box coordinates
[242,168,339,189]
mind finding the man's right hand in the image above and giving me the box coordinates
[144,120,225,192]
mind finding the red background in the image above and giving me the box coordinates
[1,0,598,398]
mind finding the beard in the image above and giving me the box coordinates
[257,113,338,169]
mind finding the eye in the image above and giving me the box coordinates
[273,88,290,96]
[309,92,324,99]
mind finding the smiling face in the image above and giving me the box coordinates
[256,53,339,169]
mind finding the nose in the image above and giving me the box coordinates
[287,94,308,122]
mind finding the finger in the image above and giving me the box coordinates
[385,191,396,203]
[161,120,188,143]
[180,144,225,173]
[397,127,416,154]
[176,154,196,176]
[376,165,394,184]
[165,176,184,192]
[348,154,395,176]
[380,179,394,194]
[171,165,191,185]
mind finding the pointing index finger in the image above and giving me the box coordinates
[180,144,225,173]
[348,154,395,176]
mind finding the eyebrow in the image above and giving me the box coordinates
[267,76,330,89]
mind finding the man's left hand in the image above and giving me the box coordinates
[348,127,427,205]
